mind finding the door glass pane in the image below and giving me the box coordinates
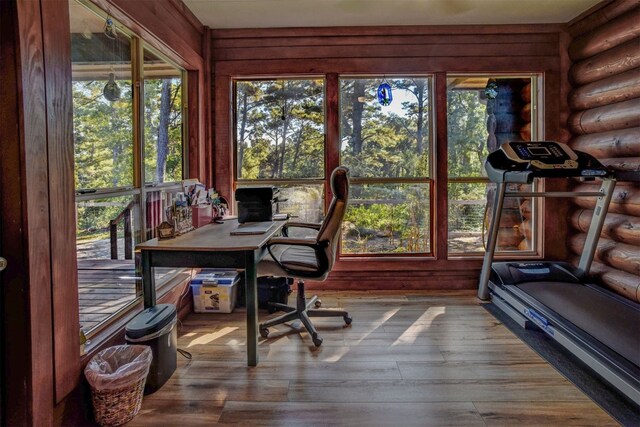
[70,2,133,190]
[235,79,325,180]
[144,50,184,184]
[343,183,431,254]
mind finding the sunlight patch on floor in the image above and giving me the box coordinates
[186,327,239,347]
[392,306,446,346]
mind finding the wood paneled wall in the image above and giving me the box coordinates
[211,24,567,289]
[566,0,640,301]
[2,0,205,424]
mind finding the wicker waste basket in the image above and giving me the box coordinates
[84,345,153,426]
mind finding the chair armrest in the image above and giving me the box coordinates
[285,221,321,231]
[267,237,318,247]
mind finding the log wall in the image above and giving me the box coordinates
[566,0,640,302]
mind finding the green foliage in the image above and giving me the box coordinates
[446,89,491,243]
[73,75,183,235]
[342,184,430,254]
[447,90,489,180]
[236,79,324,179]
[144,78,183,184]
[340,78,430,179]
[73,80,134,189]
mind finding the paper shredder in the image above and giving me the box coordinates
[125,303,177,394]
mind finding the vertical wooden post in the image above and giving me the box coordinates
[124,208,132,259]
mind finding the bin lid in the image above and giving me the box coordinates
[191,270,240,285]
[126,303,177,340]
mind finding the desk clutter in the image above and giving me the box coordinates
[190,270,240,313]
[156,180,229,239]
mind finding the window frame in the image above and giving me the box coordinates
[445,73,544,259]
[71,0,189,338]
[232,76,328,223]
[337,74,436,257]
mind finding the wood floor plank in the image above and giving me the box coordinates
[182,343,446,363]
[180,360,403,381]
[473,401,617,426]
[218,401,486,427]
[287,378,591,403]
[141,377,290,402]
[397,360,565,381]
[128,399,223,426]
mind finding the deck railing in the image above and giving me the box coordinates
[109,200,135,259]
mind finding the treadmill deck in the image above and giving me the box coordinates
[515,281,640,368]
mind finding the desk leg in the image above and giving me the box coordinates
[141,250,156,308]
[245,250,259,366]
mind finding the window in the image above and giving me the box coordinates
[234,78,326,223]
[70,0,187,337]
[447,76,538,255]
[143,49,185,185]
[340,76,433,254]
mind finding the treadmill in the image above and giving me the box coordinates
[477,141,640,405]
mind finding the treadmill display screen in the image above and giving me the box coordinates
[509,142,571,163]
[527,147,550,156]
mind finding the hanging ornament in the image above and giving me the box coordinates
[484,80,498,99]
[102,15,120,102]
[104,16,117,39]
[377,80,393,106]
[103,72,121,101]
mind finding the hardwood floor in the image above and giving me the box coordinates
[130,291,616,426]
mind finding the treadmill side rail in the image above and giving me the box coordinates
[477,182,506,300]
[490,282,640,406]
[577,179,616,278]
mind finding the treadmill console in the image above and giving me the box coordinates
[501,141,578,170]
[485,141,610,183]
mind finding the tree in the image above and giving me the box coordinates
[155,79,172,183]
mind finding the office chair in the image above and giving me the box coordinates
[257,166,352,346]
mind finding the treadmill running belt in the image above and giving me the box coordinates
[516,281,640,367]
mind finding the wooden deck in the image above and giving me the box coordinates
[78,259,186,332]
[129,291,616,426]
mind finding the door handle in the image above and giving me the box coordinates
[0,257,6,272]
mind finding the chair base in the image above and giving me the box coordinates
[258,280,351,347]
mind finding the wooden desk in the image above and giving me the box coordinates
[136,219,285,366]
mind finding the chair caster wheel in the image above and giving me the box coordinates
[259,327,269,338]
[314,299,322,308]
[344,315,352,325]
[312,335,323,347]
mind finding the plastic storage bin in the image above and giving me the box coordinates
[191,270,240,313]
[125,303,177,394]
[84,345,152,426]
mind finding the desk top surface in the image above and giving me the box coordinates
[136,219,285,252]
